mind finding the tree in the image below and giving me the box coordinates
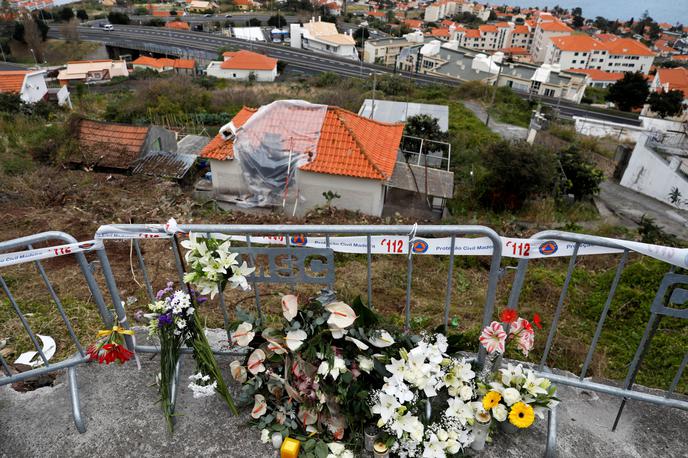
[268,14,287,28]
[170,10,177,16]
[248,18,261,27]
[63,18,80,43]
[108,12,130,25]
[404,114,445,141]
[606,72,649,111]
[76,9,88,21]
[352,27,369,47]
[58,7,74,22]
[572,15,584,28]
[558,145,605,199]
[478,140,557,211]
[21,16,45,62]
[572,7,582,17]
[648,90,685,118]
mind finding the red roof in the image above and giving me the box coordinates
[538,21,573,33]
[165,21,190,30]
[500,47,530,55]
[512,25,530,34]
[568,68,624,81]
[368,11,385,17]
[152,10,170,17]
[672,55,688,61]
[132,56,195,69]
[201,105,404,180]
[76,120,150,169]
[429,28,450,38]
[479,25,497,33]
[0,70,28,93]
[464,29,480,39]
[550,35,605,52]
[604,37,655,57]
[221,50,277,71]
[404,19,423,29]
[595,33,617,42]
[656,67,688,98]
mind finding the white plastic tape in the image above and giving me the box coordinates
[0,240,103,268]
[93,224,688,269]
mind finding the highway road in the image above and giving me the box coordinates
[127,12,300,24]
[53,25,642,126]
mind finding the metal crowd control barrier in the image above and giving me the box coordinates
[506,230,688,444]
[93,224,508,432]
[0,231,113,433]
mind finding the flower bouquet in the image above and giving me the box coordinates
[87,326,134,365]
[145,282,240,431]
[228,291,401,457]
[476,309,558,433]
[368,334,479,457]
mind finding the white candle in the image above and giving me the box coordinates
[271,432,283,449]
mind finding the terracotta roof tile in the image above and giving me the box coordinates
[0,70,28,93]
[567,68,624,81]
[657,67,688,98]
[76,120,150,169]
[201,105,404,180]
[165,21,190,30]
[429,28,450,37]
[538,21,573,33]
[604,37,655,57]
[221,50,277,71]
[513,25,530,34]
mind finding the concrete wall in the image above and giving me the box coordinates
[573,116,648,142]
[144,126,178,153]
[20,72,47,104]
[209,159,385,216]
[620,137,688,208]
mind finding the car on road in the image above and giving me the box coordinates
[204,13,212,17]
[103,24,114,31]
[225,14,232,18]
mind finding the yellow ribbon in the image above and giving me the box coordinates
[97,325,135,338]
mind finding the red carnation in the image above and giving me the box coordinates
[533,313,543,329]
[499,309,518,324]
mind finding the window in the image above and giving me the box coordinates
[574,52,579,56]
[544,88,555,96]
[572,60,577,64]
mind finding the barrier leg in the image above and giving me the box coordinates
[68,366,86,433]
[544,404,557,458]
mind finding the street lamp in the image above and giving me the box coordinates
[29,48,38,66]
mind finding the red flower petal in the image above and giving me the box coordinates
[500,309,518,324]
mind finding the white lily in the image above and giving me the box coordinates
[281,294,298,322]
[285,329,307,351]
[180,233,208,262]
[230,261,255,291]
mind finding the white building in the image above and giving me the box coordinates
[206,50,277,82]
[199,101,406,216]
[0,70,48,104]
[57,60,129,85]
[545,35,655,74]
[620,133,688,208]
[290,17,358,60]
[530,18,573,63]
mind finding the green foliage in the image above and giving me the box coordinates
[638,215,680,246]
[76,9,89,21]
[403,114,445,141]
[582,86,608,105]
[313,71,339,88]
[248,18,261,27]
[368,74,414,97]
[108,12,130,25]
[558,145,605,199]
[606,72,650,112]
[648,90,685,118]
[478,140,557,211]
[489,86,533,127]
[57,7,74,22]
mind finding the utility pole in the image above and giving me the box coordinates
[485,57,502,127]
[371,72,377,118]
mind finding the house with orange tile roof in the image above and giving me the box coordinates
[199,100,407,216]
[367,10,387,22]
[653,39,679,57]
[545,35,655,74]
[567,68,624,88]
[186,0,218,12]
[651,67,688,102]
[206,50,277,81]
[0,69,47,103]
[70,119,178,171]
[232,0,255,10]
[132,56,197,76]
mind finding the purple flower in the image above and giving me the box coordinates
[155,289,165,300]
[158,313,173,328]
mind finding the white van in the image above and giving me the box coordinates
[103,24,114,31]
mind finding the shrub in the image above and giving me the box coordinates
[558,145,605,199]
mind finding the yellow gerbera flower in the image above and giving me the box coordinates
[482,391,502,410]
[509,402,535,428]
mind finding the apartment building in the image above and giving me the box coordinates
[545,35,655,74]
[423,0,491,23]
[530,18,573,63]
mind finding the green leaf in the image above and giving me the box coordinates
[314,441,329,458]
[235,307,254,323]
[351,295,379,327]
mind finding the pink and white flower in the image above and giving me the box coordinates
[251,394,267,418]
[281,295,298,322]
[229,360,247,383]
[479,321,507,354]
[230,322,255,347]
[247,348,266,375]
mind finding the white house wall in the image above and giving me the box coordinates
[206,63,276,81]
[20,72,47,104]
[620,138,688,208]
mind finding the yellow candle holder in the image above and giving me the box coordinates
[280,437,301,458]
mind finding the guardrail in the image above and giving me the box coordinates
[0,231,113,433]
[2,224,688,456]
